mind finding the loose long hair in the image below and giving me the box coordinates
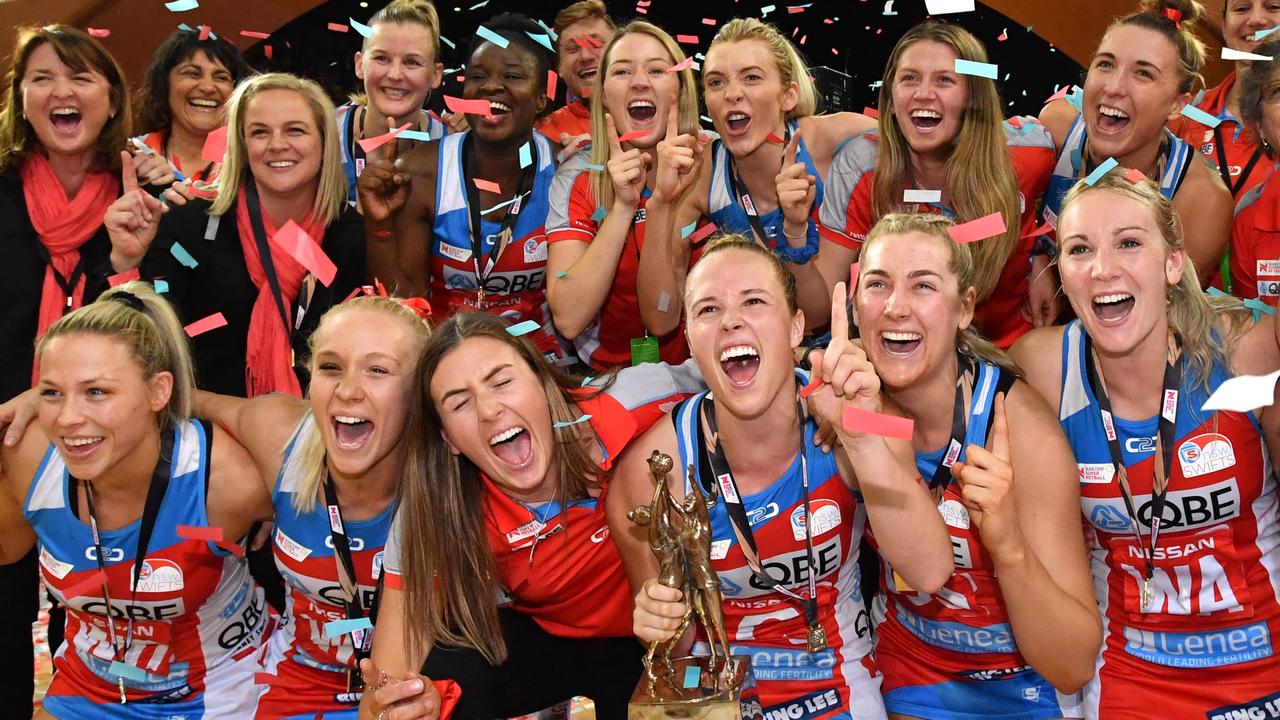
[1057,169,1251,387]
[134,28,253,136]
[874,21,1019,303]
[286,296,432,514]
[0,25,131,174]
[397,312,606,664]
[861,213,1020,377]
[587,21,700,214]
[210,73,347,227]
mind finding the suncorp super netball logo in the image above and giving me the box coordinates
[1177,433,1236,478]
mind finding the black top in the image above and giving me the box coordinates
[140,198,366,397]
[0,173,113,403]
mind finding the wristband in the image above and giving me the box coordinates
[775,219,820,265]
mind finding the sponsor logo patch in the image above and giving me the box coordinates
[274,526,311,563]
[1123,622,1272,668]
[39,547,73,579]
[1177,433,1236,478]
[438,242,472,263]
[133,558,184,593]
[790,499,841,541]
[1078,463,1116,484]
[1257,259,1280,276]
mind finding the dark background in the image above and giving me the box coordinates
[247,0,1084,122]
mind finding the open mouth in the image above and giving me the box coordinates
[628,99,657,124]
[719,344,760,387]
[266,159,297,171]
[62,436,104,458]
[380,87,411,101]
[50,107,81,131]
[1097,105,1130,133]
[187,98,220,113]
[578,67,598,83]
[879,330,922,356]
[724,111,751,135]
[910,109,941,131]
[489,425,533,468]
[333,415,375,449]
[1091,293,1134,323]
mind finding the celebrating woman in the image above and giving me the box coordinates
[359,311,704,720]
[852,214,1098,719]
[133,27,252,187]
[614,237,954,719]
[1039,0,1232,285]
[105,72,366,399]
[0,282,272,719]
[359,13,570,365]
[1229,37,1280,304]
[546,20,700,370]
[635,18,875,334]
[819,21,1058,348]
[1011,169,1280,718]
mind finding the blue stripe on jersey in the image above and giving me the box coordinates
[914,358,1002,480]
[337,102,447,206]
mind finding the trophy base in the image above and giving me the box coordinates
[628,655,759,720]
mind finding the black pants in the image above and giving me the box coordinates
[0,549,38,719]
[423,609,643,720]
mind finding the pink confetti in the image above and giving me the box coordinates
[201,125,228,164]
[618,130,649,143]
[87,28,110,38]
[547,69,558,99]
[788,5,806,12]
[997,29,1008,41]
[356,121,412,153]
[676,34,699,44]
[1124,168,1147,183]
[1043,85,1072,105]
[947,212,1007,244]
[666,57,694,73]
[444,96,493,116]
[636,7,648,13]
[177,525,224,542]
[240,30,270,39]
[702,17,717,25]
[474,178,502,193]
[799,376,824,398]
[327,22,349,33]
[843,406,914,441]
[63,570,109,599]
[198,24,211,41]
[1024,222,1054,238]
[272,221,337,286]
[108,269,139,286]
[185,313,228,337]
[688,222,718,244]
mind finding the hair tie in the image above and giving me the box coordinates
[344,280,433,319]
[108,291,146,312]
[1162,7,1182,28]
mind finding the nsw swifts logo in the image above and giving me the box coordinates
[1177,433,1236,478]
[132,558,184,593]
[790,499,841,541]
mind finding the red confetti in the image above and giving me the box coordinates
[618,130,648,143]
[87,28,110,38]
[217,541,246,557]
[947,212,1007,244]
[1024,222,1054,238]
[177,525,224,542]
[63,570,109,599]
[676,34,699,44]
[799,376,824,398]
[202,125,228,164]
[843,406,914,441]
[108,269,140,286]
[254,673,277,686]
[823,17,835,24]
[547,69,558,100]
[273,221,338,286]
[688,222,718,244]
[198,24,211,41]
[585,35,604,48]
[444,96,493,116]
[997,29,1008,41]
[1124,168,1147,183]
[788,5,806,13]
[356,121,412,153]
[849,263,860,292]
[327,22,349,33]
[185,312,228,337]
[1007,116,1023,129]
[264,45,273,60]
[474,178,502,193]
[374,230,392,238]
[240,30,270,39]
[765,133,785,145]
[863,106,879,119]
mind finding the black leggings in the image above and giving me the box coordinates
[422,609,643,720]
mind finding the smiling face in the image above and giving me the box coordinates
[1057,189,1184,356]
[890,39,968,160]
[464,41,545,143]
[1259,68,1280,146]
[20,43,114,161]
[684,248,804,419]
[355,21,443,123]
[1225,0,1280,53]
[242,88,323,200]
[308,308,419,482]
[166,50,234,138]
[602,32,681,148]
[430,336,558,503]
[37,334,170,481]
[703,39,797,157]
[558,17,612,98]
[854,230,974,390]
[1083,25,1188,163]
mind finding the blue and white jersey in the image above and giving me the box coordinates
[336,101,448,206]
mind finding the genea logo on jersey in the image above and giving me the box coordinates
[1177,433,1236,478]
[1207,688,1280,720]
[1123,621,1272,669]
[733,643,837,682]
[761,689,843,720]
[1082,478,1239,533]
[790,499,841,541]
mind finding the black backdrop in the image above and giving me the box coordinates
[246,0,1084,123]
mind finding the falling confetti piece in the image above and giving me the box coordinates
[164,0,199,11]
[87,28,110,38]
[444,96,493,115]
[184,313,227,337]
[547,69,558,99]
[954,59,998,79]
[327,22,349,33]
[350,18,373,38]
[476,25,510,48]
[667,57,694,73]
[947,212,1007,244]
[240,30,270,39]
[1083,157,1119,185]
[506,320,541,337]
[1180,105,1221,128]
[474,178,502,193]
[553,414,593,428]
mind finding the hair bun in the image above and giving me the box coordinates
[1140,0,1206,32]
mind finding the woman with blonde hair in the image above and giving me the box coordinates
[635,17,875,335]
[852,214,1098,719]
[820,20,1058,350]
[0,282,273,718]
[1039,0,1232,286]
[546,20,701,370]
[1011,169,1280,718]
[104,72,366,399]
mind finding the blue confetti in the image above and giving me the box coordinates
[482,196,521,215]
[324,617,373,638]
[760,5,776,16]
[581,376,594,386]
[553,414,592,428]
[399,129,434,142]
[476,25,509,49]
[154,279,169,294]
[555,271,568,278]
[526,31,555,52]
[469,0,489,8]
[1065,87,1083,112]
[350,17,373,38]
[1256,24,1280,40]
[1083,157,1119,186]
[178,23,195,31]
[165,0,198,11]
[506,320,541,337]
[681,221,698,239]
[1207,287,1230,298]
[954,59,997,79]
[1245,297,1276,322]
[683,665,701,688]
[591,207,607,222]
[536,19,559,41]
[584,163,605,171]
[519,142,533,169]
[1179,105,1220,129]
[441,35,456,49]
[110,661,148,682]
[170,242,198,268]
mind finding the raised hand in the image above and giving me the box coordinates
[105,150,167,271]
[357,657,442,720]
[949,393,1023,561]
[605,112,650,209]
[556,132,592,163]
[356,116,411,222]
[129,143,177,188]
[807,282,882,430]
[440,110,470,134]
[633,577,689,644]
[651,104,708,206]
[775,129,816,234]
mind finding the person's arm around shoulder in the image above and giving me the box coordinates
[204,423,274,545]
[796,112,877,177]
[194,390,307,496]
[1174,158,1233,287]
[1037,99,1079,154]
[0,423,47,564]
[1008,325,1068,416]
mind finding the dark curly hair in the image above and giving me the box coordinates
[1240,38,1280,155]
[464,12,554,93]
[134,28,253,135]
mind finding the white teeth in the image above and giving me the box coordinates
[727,112,748,121]
[628,99,655,109]
[51,108,79,116]
[1093,293,1133,304]
[881,331,922,341]
[489,101,511,113]
[334,415,368,425]
[65,437,101,447]
[910,109,941,119]
[489,426,524,445]
[382,88,409,98]
[267,160,296,168]
[189,98,218,108]
[579,69,597,79]
[1099,105,1128,119]
[719,345,759,362]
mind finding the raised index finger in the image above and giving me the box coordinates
[829,281,849,341]
[605,112,623,156]
[987,392,1011,463]
[666,102,680,142]
[378,116,400,166]
[120,150,139,194]
[783,127,801,167]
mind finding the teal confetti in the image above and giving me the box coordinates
[1179,105,1220,129]
[581,376,594,386]
[441,35,456,49]
[1083,157,1119,186]
[555,271,568,278]
[553,414,592,428]
[482,196,520,215]
[476,25,509,48]
[591,207,607,222]
[1207,287,1230,297]
[1065,87,1083,112]
[109,661,148,682]
[350,17,373,38]
[526,31,555,52]
[178,23,195,31]
[681,221,697,239]
[154,279,169,294]
[1256,24,1280,40]
[760,5,776,16]
[324,617,373,638]
[954,59,997,79]
[469,0,489,8]
[165,0,199,11]
[399,129,434,142]
[536,19,558,41]
[519,142,533,169]
[170,242,198,268]
[584,163,605,171]
[506,320,541,337]
[683,665,701,688]
[700,115,713,124]
[1244,297,1276,322]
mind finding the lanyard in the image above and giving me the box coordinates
[243,176,292,335]
[929,352,976,492]
[461,133,532,304]
[32,242,87,314]
[697,388,827,653]
[75,426,175,703]
[1212,125,1266,197]
[320,473,383,694]
[725,124,791,247]
[1083,335,1182,607]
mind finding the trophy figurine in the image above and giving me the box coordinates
[625,451,760,720]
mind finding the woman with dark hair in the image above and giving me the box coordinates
[133,27,253,186]
[359,13,573,366]
[358,311,703,720]
[1229,37,1280,303]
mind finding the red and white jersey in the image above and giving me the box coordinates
[1057,321,1280,719]
[24,420,267,719]
[1230,165,1280,306]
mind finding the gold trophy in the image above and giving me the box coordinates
[626,451,760,720]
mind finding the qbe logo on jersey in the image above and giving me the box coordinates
[1258,280,1280,298]
[790,499,841,541]
[1177,433,1236,478]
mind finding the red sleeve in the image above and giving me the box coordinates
[1231,209,1258,300]
[434,679,462,720]
[845,176,875,248]
[547,172,598,244]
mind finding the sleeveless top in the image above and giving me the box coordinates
[336,101,448,206]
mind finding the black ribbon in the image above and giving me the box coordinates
[33,242,87,314]
[321,474,380,661]
[243,176,292,335]
[461,133,532,298]
[1212,124,1265,197]
[724,123,792,247]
